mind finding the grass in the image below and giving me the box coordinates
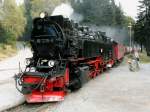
[126,51,150,64]
[139,51,150,63]
[0,44,17,61]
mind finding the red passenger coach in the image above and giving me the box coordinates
[113,43,125,62]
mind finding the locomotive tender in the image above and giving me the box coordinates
[15,12,126,103]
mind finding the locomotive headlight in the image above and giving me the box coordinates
[40,12,46,19]
[48,60,55,67]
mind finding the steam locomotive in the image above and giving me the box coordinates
[15,12,126,103]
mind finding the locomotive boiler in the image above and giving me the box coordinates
[15,12,126,103]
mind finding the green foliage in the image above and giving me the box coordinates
[71,0,130,27]
[0,0,26,45]
[123,16,135,26]
[134,0,150,54]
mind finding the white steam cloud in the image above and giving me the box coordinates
[90,25,129,44]
[70,12,83,23]
[51,3,83,22]
[51,3,73,18]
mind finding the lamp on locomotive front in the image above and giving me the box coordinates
[48,60,55,68]
[40,12,48,18]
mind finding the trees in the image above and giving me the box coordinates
[71,0,127,27]
[0,0,26,44]
[134,0,150,55]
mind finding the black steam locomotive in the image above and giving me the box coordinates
[31,14,113,64]
[15,12,125,103]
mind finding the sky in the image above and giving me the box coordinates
[115,0,140,19]
[15,0,24,6]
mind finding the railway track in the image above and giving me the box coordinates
[3,102,58,112]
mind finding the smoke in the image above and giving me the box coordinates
[51,3,128,44]
[51,3,83,22]
[70,12,83,23]
[51,3,73,18]
[90,25,129,44]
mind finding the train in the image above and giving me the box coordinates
[15,12,126,103]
